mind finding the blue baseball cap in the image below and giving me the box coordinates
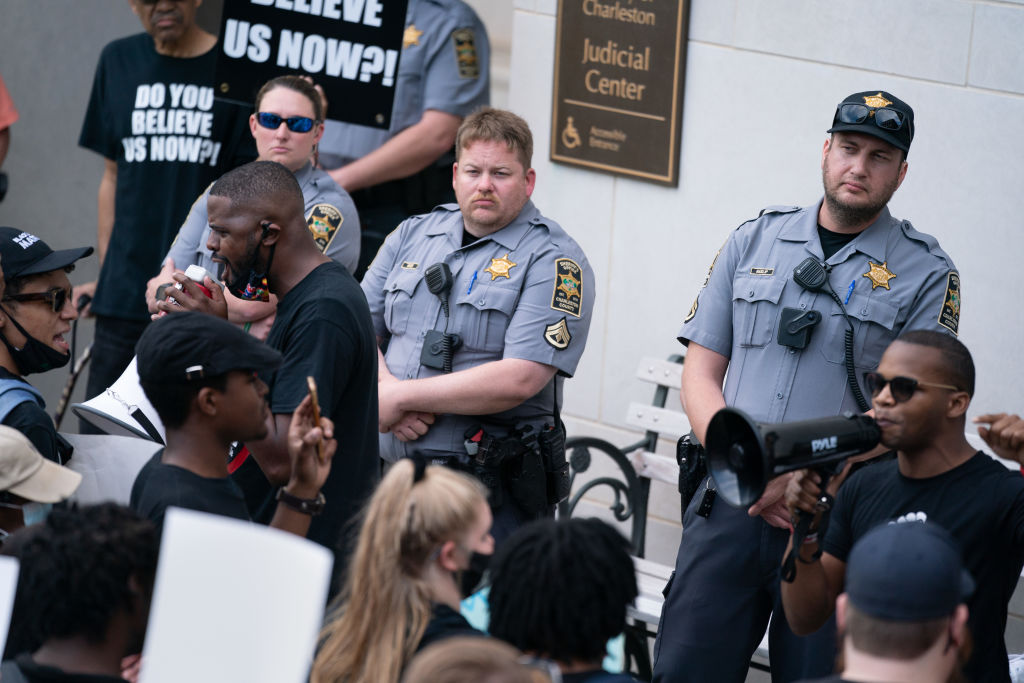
[846,521,974,621]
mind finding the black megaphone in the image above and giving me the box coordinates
[705,407,881,508]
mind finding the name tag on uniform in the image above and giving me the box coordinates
[749,267,774,276]
[401,261,419,270]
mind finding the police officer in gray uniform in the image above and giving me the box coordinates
[361,108,594,542]
[652,91,961,682]
[320,0,490,277]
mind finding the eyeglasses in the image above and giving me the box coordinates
[863,371,960,403]
[255,112,317,133]
[835,103,906,132]
[3,286,71,313]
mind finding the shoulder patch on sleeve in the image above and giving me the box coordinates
[451,28,480,79]
[307,204,343,254]
[684,247,721,323]
[550,258,583,317]
[938,271,960,335]
[544,318,572,350]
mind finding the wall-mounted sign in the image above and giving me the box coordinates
[214,0,408,129]
[550,0,690,186]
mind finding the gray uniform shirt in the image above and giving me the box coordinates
[318,0,490,168]
[679,201,960,424]
[362,200,595,462]
[164,162,361,274]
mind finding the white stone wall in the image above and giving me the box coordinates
[506,0,1024,567]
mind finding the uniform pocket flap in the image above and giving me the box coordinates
[732,275,786,305]
[456,285,519,313]
[841,292,900,331]
[384,268,422,296]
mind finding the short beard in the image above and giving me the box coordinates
[822,190,888,230]
[821,162,900,231]
[223,238,265,297]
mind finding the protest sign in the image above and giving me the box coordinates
[216,0,409,128]
[140,508,333,683]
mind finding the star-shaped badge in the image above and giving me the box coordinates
[403,24,423,48]
[863,261,896,290]
[863,92,893,108]
[484,253,517,280]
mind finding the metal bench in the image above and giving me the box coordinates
[559,354,687,679]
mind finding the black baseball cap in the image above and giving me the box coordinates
[0,227,93,280]
[827,91,915,153]
[136,311,282,384]
[846,521,974,621]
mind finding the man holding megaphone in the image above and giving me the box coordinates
[780,331,1024,683]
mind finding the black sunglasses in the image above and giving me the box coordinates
[863,371,959,403]
[255,112,317,134]
[835,103,906,132]
[3,286,71,313]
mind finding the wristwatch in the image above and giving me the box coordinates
[276,488,326,516]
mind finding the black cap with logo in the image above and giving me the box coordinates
[827,91,915,153]
[0,227,93,280]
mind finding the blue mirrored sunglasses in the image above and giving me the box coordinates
[256,112,317,133]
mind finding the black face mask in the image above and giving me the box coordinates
[458,550,492,599]
[0,306,70,375]
[224,242,275,302]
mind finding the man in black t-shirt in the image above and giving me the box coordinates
[782,330,1024,683]
[130,311,335,538]
[76,0,254,416]
[159,161,379,592]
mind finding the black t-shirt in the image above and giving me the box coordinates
[130,448,250,529]
[78,33,254,321]
[0,369,68,464]
[825,452,1024,683]
[259,262,379,570]
[0,654,126,683]
[416,603,482,653]
[816,224,860,261]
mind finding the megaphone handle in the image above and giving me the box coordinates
[781,488,834,583]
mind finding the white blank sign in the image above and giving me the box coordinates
[140,508,333,683]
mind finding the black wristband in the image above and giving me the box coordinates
[276,488,326,516]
